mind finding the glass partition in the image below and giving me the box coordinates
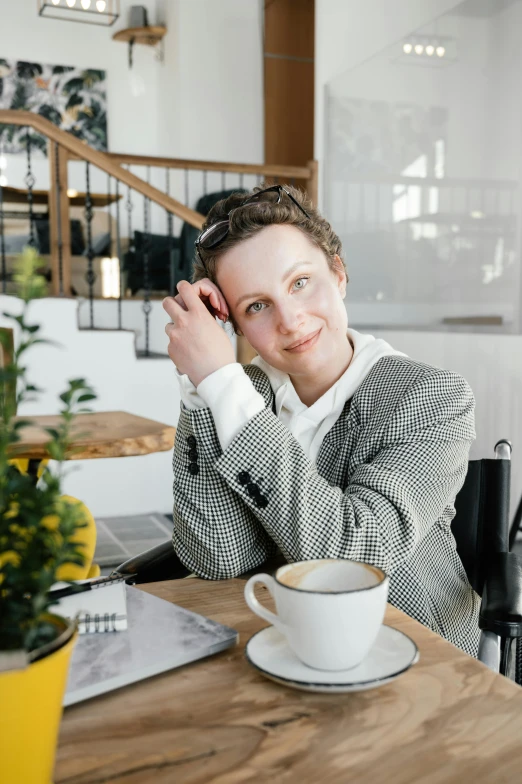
[325,0,522,332]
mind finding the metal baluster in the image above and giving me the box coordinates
[221,171,226,191]
[53,142,65,296]
[142,195,151,356]
[84,161,95,328]
[0,181,5,293]
[125,166,133,269]
[107,174,112,244]
[239,172,244,190]
[290,177,295,188]
[184,169,189,206]
[107,173,113,299]
[165,168,175,296]
[115,178,123,329]
[257,173,263,186]
[25,128,36,248]
[168,211,175,295]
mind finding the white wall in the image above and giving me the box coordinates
[157,0,264,164]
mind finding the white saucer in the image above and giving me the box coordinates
[245,625,419,693]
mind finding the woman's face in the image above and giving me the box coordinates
[215,224,349,379]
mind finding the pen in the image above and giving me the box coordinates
[48,573,136,602]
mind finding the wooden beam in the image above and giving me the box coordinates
[48,142,72,297]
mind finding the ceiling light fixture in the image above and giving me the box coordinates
[38,0,118,25]
[400,36,452,62]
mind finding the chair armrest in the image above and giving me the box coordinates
[479,552,522,637]
[114,540,191,584]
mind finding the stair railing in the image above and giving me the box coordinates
[0,109,318,360]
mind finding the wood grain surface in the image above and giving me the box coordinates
[8,411,175,460]
[55,578,522,784]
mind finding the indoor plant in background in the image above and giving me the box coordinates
[0,247,96,784]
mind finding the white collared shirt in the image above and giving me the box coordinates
[176,328,406,463]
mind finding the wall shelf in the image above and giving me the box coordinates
[112,26,166,46]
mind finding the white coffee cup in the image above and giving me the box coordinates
[244,559,389,671]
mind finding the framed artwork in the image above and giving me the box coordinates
[0,59,108,155]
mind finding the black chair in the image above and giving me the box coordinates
[122,230,181,295]
[112,440,522,681]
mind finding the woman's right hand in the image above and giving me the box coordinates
[173,278,229,322]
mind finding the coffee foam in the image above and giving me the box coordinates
[277,559,384,592]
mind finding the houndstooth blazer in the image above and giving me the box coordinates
[172,355,481,656]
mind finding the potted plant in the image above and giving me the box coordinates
[0,248,96,784]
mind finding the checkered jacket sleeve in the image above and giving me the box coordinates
[172,373,279,578]
[173,360,475,580]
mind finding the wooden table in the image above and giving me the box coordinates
[55,578,522,783]
[8,410,176,461]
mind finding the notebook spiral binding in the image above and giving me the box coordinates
[79,613,119,633]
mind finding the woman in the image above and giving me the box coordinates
[163,185,480,656]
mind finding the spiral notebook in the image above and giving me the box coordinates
[51,581,127,633]
[63,585,238,706]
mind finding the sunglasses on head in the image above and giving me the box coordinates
[195,185,311,269]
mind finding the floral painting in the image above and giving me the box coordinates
[0,59,107,155]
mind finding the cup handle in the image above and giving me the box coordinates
[244,573,283,631]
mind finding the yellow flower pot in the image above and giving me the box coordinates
[0,616,77,784]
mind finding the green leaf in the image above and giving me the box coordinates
[77,394,96,402]
[13,419,33,431]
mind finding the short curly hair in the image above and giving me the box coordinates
[192,185,347,292]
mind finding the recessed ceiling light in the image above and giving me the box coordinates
[414,44,424,55]
[425,45,435,56]
[403,43,413,54]
[436,46,446,57]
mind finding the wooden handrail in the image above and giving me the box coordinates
[103,153,314,179]
[68,151,318,204]
[0,110,205,229]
